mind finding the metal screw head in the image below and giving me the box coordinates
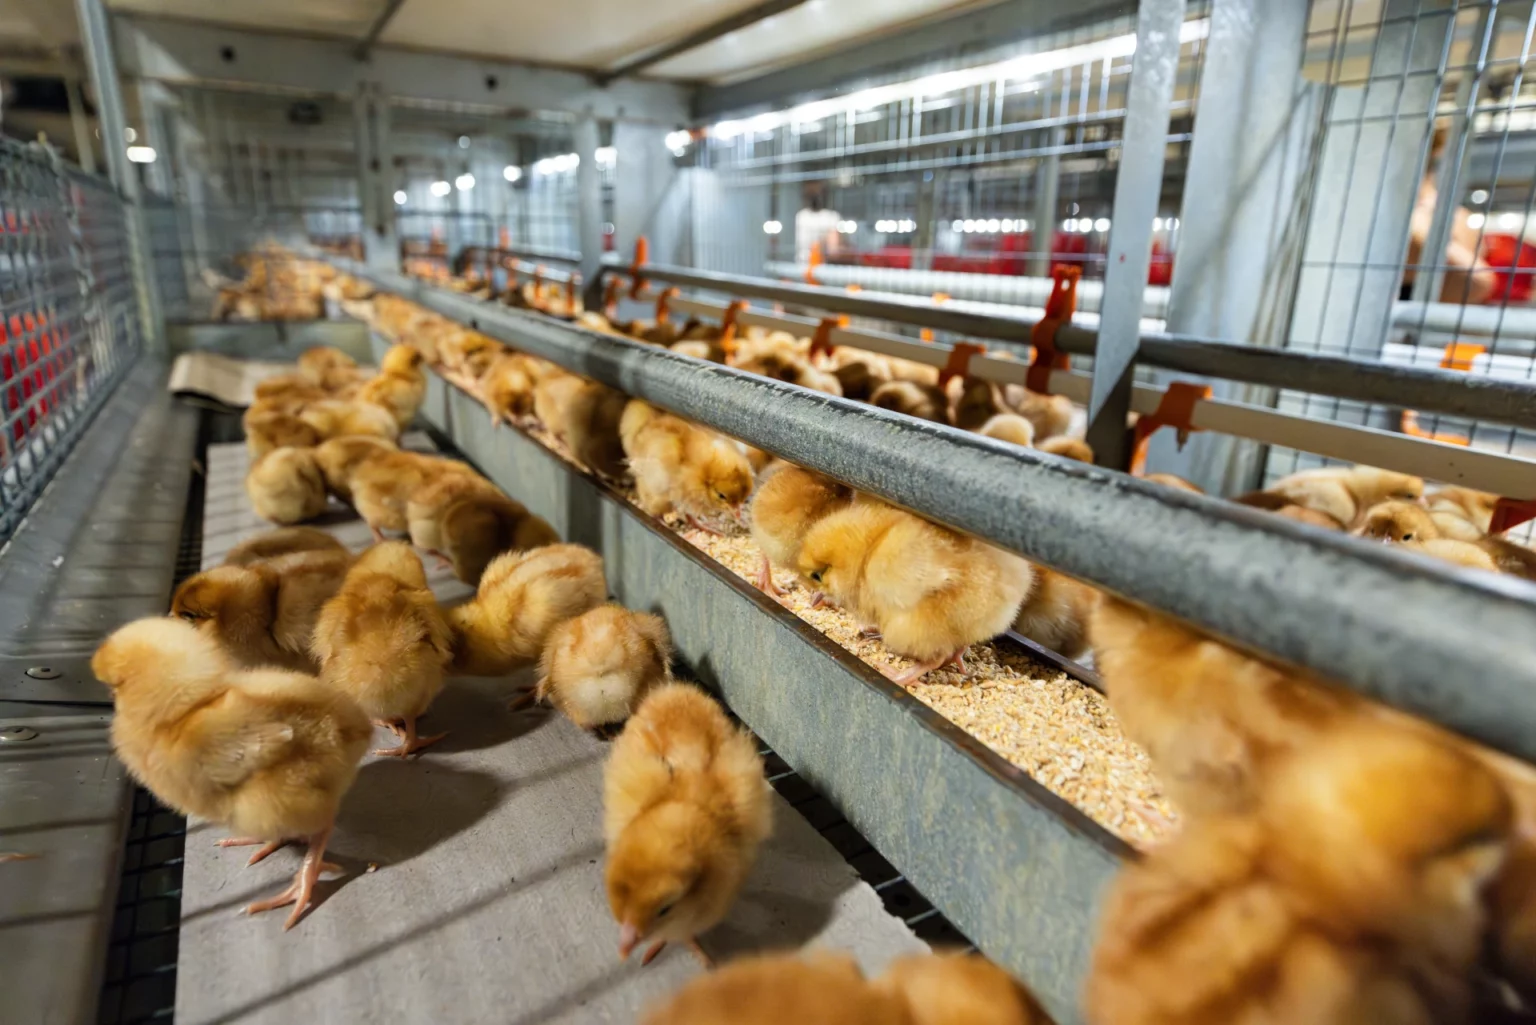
[0,726,39,742]
[25,666,60,680]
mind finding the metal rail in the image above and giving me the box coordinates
[612,261,1536,431]
[336,257,1536,766]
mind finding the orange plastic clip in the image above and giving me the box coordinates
[920,293,950,344]
[566,275,581,316]
[602,277,622,318]
[654,287,679,324]
[809,315,848,362]
[719,299,747,359]
[846,283,862,293]
[629,237,650,300]
[1027,266,1080,394]
[938,342,987,388]
[806,242,823,285]
[1441,341,1486,371]
[1400,410,1469,446]
[1491,497,1536,535]
[1130,381,1211,476]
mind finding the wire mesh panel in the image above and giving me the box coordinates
[0,142,140,542]
[1268,0,1536,511]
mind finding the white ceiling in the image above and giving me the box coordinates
[109,0,381,39]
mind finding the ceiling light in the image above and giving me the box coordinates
[1466,212,1486,230]
[430,180,452,197]
[1498,212,1521,231]
[664,130,692,150]
[951,220,964,232]
[1153,217,1164,230]
[393,189,407,205]
[458,135,471,149]
[455,173,476,191]
[125,145,156,164]
[986,218,1000,232]
[1470,188,1489,205]
[595,146,617,168]
[763,220,783,234]
[124,127,137,143]
[503,165,522,182]
[1094,217,1111,232]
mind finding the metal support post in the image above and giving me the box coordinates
[912,172,937,272]
[575,115,604,310]
[354,86,398,271]
[65,78,96,173]
[1155,0,1315,493]
[1085,0,1187,469]
[1028,130,1062,278]
[74,0,165,350]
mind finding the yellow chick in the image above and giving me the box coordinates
[952,377,1009,431]
[223,527,348,567]
[798,501,1031,683]
[534,605,671,729]
[1427,485,1498,540]
[1004,386,1074,441]
[619,400,755,532]
[92,617,371,929]
[247,446,329,525]
[172,549,352,672]
[298,399,400,444]
[296,346,357,387]
[977,412,1035,448]
[1036,436,1093,463]
[1356,499,1536,579]
[869,380,949,424]
[438,491,561,585]
[480,351,538,426]
[312,542,454,757]
[405,471,499,562]
[446,544,606,676]
[1144,473,1203,493]
[876,953,1051,1025]
[604,682,772,966]
[639,952,904,1024]
[243,409,321,461]
[563,380,630,481]
[355,344,426,430]
[532,369,587,441]
[349,449,476,542]
[313,435,396,504]
[1269,464,1423,527]
[747,463,853,597]
[1013,568,1099,660]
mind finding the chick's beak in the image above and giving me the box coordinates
[618,921,640,960]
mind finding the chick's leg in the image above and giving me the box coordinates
[507,687,538,712]
[640,940,668,966]
[216,836,291,866]
[369,524,386,544]
[887,648,967,686]
[686,938,714,969]
[755,553,784,597]
[372,717,447,758]
[243,826,336,931]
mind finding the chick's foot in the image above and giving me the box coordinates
[372,717,447,758]
[243,827,335,930]
[216,836,291,866]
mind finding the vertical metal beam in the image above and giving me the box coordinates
[1154,0,1315,493]
[354,86,398,271]
[1085,0,1187,469]
[1029,131,1063,277]
[65,77,96,174]
[575,115,604,308]
[912,172,938,272]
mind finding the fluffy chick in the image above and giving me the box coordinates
[92,618,370,929]
[953,378,1008,432]
[312,542,453,757]
[172,549,352,672]
[349,450,475,541]
[296,346,357,387]
[535,605,671,729]
[733,348,843,396]
[1428,485,1499,540]
[620,400,755,532]
[247,446,329,525]
[298,399,400,444]
[877,953,1051,1025]
[223,527,347,567]
[639,952,905,1025]
[532,369,587,441]
[1269,465,1424,527]
[1356,500,1536,578]
[1013,568,1098,660]
[355,344,426,429]
[1232,489,1347,530]
[978,413,1035,448]
[1004,386,1074,441]
[405,471,499,561]
[1086,724,1512,1025]
[1408,537,1502,572]
[563,380,630,481]
[480,351,538,426]
[604,683,772,966]
[869,380,949,424]
[243,409,321,461]
[438,491,560,585]
[313,435,396,505]
[1037,436,1093,463]
[747,464,854,597]
[446,544,606,676]
[1145,473,1203,494]
[799,501,1031,683]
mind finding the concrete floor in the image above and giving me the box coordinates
[175,439,924,1025]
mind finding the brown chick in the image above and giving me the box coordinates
[172,548,352,672]
[1269,464,1424,527]
[953,378,1008,432]
[446,544,606,676]
[405,471,499,563]
[733,349,843,396]
[355,344,426,430]
[247,446,329,525]
[437,491,560,585]
[480,351,538,426]
[1036,436,1093,463]
[798,501,1031,683]
[1003,386,1074,441]
[977,413,1035,448]
[223,527,348,567]
[243,409,321,461]
[604,682,772,966]
[92,618,370,929]
[312,542,454,757]
[1428,485,1499,539]
[619,400,755,532]
[639,952,906,1025]
[869,380,949,424]
[1088,595,1365,818]
[296,346,357,387]
[877,953,1051,1025]
[534,605,671,729]
[563,380,630,481]
[747,463,854,597]
[439,329,501,379]
[1013,568,1098,660]
[1355,500,1536,578]
[314,435,396,505]
[532,369,587,441]
[1086,724,1512,1025]
[832,359,888,402]
[298,399,400,444]
[349,449,475,541]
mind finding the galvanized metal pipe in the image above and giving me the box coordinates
[338,258,1536,766]
[624,261,1536,431]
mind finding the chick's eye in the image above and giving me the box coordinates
[809,570,823,583]
[1402,533,1414,541]
[656,902,674,918]
[178,611,198,622]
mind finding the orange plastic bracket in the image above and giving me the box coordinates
[602,276,622,318]
[846,283,862,294]
[809,315,848,362]
[1027,265,1080,394]
[566,275,581,316]
[654,287,679,324]
[806,242,823,285]
[719,299,747,359]
[1441,341,1486,371]
[1400,409,1469,446]
[938,342,987,388]
[629,237,650,300]
[1130,381,1212,476]
[1491,497,1536,535]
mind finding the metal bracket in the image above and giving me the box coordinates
[0,655,112,706]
